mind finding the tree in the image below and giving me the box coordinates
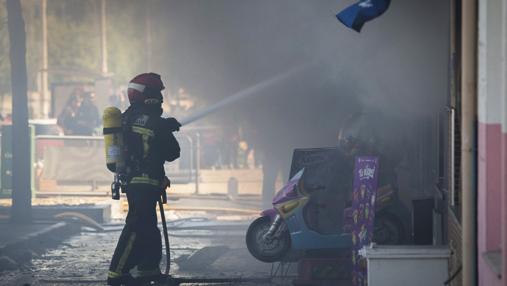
[0,0,148,99]
[7,0,31,223]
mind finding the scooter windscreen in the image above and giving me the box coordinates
[272,169,304,205]
[289,147,352,235]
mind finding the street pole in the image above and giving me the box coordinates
[501,0,507,281]
[41,0,48,118]
[6,0,32,223]
[461,0,478,285]
[195,132,200,195]
[145,0,152,71]
[100,0,108,76]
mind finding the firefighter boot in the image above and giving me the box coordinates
[106,273,136,286]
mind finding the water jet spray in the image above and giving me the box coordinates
[179,64,310,126]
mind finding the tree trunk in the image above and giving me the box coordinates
[7,0,32,223]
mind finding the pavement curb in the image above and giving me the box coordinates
[0,221,81,266]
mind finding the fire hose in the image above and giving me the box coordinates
[159,180,171,276]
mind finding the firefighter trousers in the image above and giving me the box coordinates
[108,184,162,279]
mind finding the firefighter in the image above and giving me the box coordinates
[107,73,181,286]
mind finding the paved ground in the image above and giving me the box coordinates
[3,231,273,285]
[0,169,293,285]
[0,209,293,286]
[0,223,54,248]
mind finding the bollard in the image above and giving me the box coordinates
[228,177,238,201]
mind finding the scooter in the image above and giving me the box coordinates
[246,167,409,263]
[246,168,351,263]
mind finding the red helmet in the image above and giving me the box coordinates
[127,73,165,104]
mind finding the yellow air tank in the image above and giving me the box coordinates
[102,107,124,172]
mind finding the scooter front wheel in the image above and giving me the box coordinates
[246,216,291,263]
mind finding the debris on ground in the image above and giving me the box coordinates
[175,245,230,271]
[0,255,18,271]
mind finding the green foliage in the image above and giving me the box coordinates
[106,0,145,84]
[47,0,100,83]
[0,0,148,96]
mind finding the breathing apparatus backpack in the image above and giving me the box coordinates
[102,107,126,200]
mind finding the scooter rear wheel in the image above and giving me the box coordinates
[246,216,291,263]
[374,213,405,245]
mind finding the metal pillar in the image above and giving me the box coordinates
[461,0,478,285]
[40,0,48,118]
[100,0,108,75]
[501,0,507,281]
[194,132,200,195]
[145,0,152,71]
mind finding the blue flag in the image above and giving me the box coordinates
[336,0,391,32]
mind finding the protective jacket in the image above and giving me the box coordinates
[122,105,180,187]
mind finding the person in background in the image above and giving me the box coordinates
[74,92,100,135]
[108,89,129,111]
[108,93,121,109]
[220,124,239,169]
[57,93,82,135]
